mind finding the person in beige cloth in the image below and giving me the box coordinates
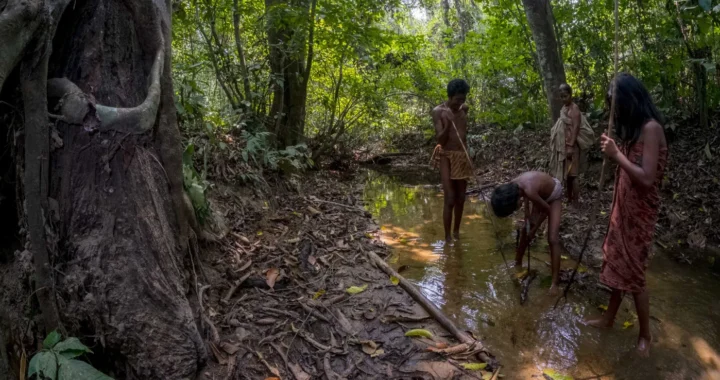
[432,79,473,242]
[550,84,594,207]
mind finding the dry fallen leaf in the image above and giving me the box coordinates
[266,268,280,289]
[308,206,322,215]
[220,341,241,355]
[289,363,311,380]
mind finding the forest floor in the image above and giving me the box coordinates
[194,172,496,380]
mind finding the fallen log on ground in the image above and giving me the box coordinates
[361,152,413,165]
[366,250,497,368]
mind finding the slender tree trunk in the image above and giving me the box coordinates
[1,0,206,377]
[232,0,252,102]
[690,47,710,129]
[521,0,566,123]
[265,0,314,147]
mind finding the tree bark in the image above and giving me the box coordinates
[690,47,710,129]
[265,0,314,148]
[521,0,566,124]
[1,0,206,377]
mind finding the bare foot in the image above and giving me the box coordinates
[453,231,460,240]
[584,316,613,329]
[637,336,651,357]
[445,235,452,243]
[548,284,560,296]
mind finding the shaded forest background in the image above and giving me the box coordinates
[174,0,720,155]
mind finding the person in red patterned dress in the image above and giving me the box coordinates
[585,73,668,357]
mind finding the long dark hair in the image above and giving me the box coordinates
[607,73,665,147]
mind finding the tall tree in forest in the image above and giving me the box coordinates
[0,0,206,377]
[266,0,318,147]
[521,0,566,123]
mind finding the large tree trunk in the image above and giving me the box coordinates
[1,0,206,377]
[521,0,566,124]
[265,0,314,148]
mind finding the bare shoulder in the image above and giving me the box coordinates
[642,120,666,144]
[569,103,581,116]
[432,105,446,117]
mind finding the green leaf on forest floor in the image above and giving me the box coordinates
[623,320,634,329]
[390,276,400,285]
[256,231,263,236]
[405,329,434,338]
[561,255,569,260]
[58,357,113,380]
[28,351,57,380]
[44,330,62,349]
[54,337,93,359]
[461,362,488,370]
[578,265,587,273]
[598,304,608,311]
[312,289,325,299]
[542,368,574,380]
[346,284,368,294]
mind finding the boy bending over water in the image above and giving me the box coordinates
[490,171,563,295]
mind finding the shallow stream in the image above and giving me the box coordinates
[364,171,720,380]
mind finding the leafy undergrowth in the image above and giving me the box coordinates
[194,172,495,379]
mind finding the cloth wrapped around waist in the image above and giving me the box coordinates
[431,145,474,180]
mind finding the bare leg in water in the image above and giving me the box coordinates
[452,179,467,239]
[585,288,623,328]
[439,157,455,242]
[546,199,563,295]
[633,290,652,357]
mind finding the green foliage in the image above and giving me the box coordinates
[238,131,314,182]
[173,0,720,158]
[183,144,211,224]
[28,331,111,380]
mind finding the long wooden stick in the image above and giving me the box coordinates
[555,0,619,308]
[366,250,495,366]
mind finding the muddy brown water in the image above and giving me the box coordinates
[363,171,720,380]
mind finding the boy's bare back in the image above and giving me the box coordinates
[513,171,555,201]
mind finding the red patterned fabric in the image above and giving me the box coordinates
[600,142,668,293]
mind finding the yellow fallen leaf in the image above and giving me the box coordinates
[561,255,569,260]
[390,276,400,286]
[371,348,385,357]
[542,368,574,380]
[623,321,634,329]
[257,231,263,236]
[578,265,587,273]
[598,304,608,311]
[462,363,488,371]
[515,269,528,279]
[312,289,325,300]
[405,329,433,338]
[346,284,368,295]
[600,211,607,215]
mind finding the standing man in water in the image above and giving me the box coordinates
[432,79,473,242]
